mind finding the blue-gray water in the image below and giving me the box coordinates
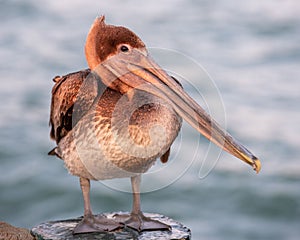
[1,0,300,239]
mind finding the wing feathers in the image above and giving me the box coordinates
[49,69,99,143]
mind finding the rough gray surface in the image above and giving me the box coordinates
[31,212,191,240]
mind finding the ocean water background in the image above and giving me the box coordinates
[1,0,300,239]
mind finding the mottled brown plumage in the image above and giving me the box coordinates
[50,70,181,180]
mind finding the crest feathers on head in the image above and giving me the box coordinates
[97,15,106,25]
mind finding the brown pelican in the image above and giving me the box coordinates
[49,16,261,234]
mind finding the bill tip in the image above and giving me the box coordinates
[253,158,261,174]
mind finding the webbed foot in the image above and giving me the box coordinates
[114,212,171,232]
[73,214,123,234]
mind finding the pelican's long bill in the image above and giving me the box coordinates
[95,48,261,173]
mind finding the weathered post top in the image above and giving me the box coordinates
[31,212,191,240]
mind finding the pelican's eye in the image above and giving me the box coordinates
[120,45,129,52]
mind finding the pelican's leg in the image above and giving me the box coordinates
[73,177,123,234]
[120,175,171,232]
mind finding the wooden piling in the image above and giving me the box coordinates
[31,212,191,240]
